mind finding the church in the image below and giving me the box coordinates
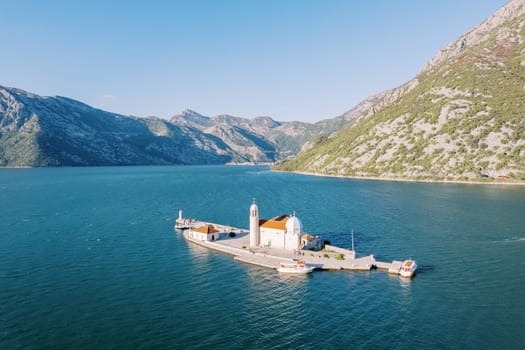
[249,199,319,251]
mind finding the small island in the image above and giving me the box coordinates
[175,200,416,277]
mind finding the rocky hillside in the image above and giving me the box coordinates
[0,85,366,167]
[0,87,233,166]
[170,110,278,163]
[169,101,385,162]
[276,0,525,182]
[265,91,386,160]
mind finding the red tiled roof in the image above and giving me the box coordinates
[259,215,289,230]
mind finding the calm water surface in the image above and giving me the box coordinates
[1,166,524,349]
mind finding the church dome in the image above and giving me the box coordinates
[286,215,302,234]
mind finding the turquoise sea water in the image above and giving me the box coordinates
[1,165,524,349]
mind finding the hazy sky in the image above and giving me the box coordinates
[0,0,509,122]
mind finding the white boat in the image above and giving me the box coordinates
[174,218,195,230]
[399,259,417,278]
[174,209,195,230]
[277,260,314,274]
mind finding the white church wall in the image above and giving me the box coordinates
[260,228,285,249]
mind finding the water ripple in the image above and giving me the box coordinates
[1,166,524,349]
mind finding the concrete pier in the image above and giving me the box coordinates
[177,219,410,276]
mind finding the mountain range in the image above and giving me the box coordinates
[170,91,384,162]
[0,86,372,167]
[276,0,525,181]
[3,0,524,182]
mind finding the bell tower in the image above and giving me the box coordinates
[249,198,260,247]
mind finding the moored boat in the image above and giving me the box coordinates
[175,219,194,230]
[175,209,196,230]
[277,260,314,274]
[399,259,417,278]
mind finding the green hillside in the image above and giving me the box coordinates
[276,0,525,182]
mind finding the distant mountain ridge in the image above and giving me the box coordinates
[0,86,232,166]
[276,0,525,182]
[170,97,386,162]
[169,110,279,163]
[0,85,368,167]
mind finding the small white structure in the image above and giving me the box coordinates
[175,209,184,228]
[175,209,196,230]
[301,234,322,250]
[189,224,220,242]
[249,199,260,247]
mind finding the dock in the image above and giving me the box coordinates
[177,219,411,277]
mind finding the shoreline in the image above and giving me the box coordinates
[2,163,524,186]
[274,170,525,186]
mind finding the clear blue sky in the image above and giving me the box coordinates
[0,0,509,122]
